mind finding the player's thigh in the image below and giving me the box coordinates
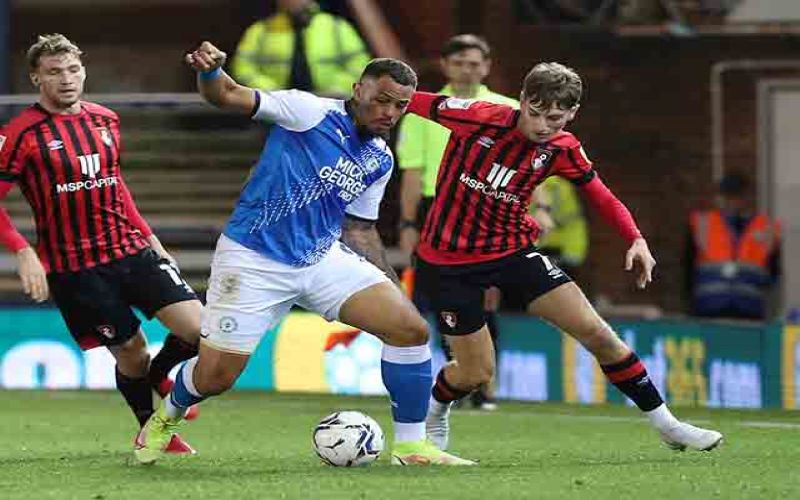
[201,235,298,355]
[48,266,141,351]
[298,242,427,345]
[121,248,200,333]
[336,281,428,346]
[528,282,627,361]
[154,299,203,342]
[415,257,486,336]
[497,248,573,311]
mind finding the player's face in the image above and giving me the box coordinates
[440,48,490,88]
[352,75,414,137]
[517,98,577,143]
[32,52,85,112]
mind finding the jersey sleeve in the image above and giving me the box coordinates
[550,140,596,186]
[0,126,28,182]
[0,181,29,252]
[345,168,392,221]
[251,89,330,132]
[396,114,426,170]
[407,92,515,137]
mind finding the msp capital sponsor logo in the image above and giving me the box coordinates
[458,162,521,203]
[56,176,118,193]
[78,154,101,178]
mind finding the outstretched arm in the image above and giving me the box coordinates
[187,41,328,131]
[341,215,400,286]
[186,41,258,115]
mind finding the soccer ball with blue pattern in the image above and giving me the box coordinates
[312,411,384,467]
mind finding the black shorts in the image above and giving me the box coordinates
[415,246,573,336]
[48,248,197,350]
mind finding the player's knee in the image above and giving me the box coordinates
[112,337,150,376]
[580,322,622,358]
[400,315,430,346]
[382,311,429,347]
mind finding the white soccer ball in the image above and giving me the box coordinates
[312,411,384,467]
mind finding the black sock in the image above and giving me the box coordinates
[148,334,198,395]
[601,352,663,411]
[432,370,471,404]
[115,367,155,428]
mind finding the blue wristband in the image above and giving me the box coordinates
[199,67,222,80]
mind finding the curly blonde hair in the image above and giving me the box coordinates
[27,34,83,71]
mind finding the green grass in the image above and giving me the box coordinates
[2,391,799,499]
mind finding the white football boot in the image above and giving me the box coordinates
[660,422,723,451]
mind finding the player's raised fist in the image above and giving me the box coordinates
[185,41,227,72]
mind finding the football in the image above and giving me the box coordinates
[312,411,384,467]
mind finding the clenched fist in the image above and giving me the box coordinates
[185,41,227,72]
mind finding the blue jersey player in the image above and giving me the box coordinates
[134,41,473,466]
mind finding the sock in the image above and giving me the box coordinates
[645,403,681,432]
[165,357,205,419]
[601,352,664,412]
[432,369,471,404]
[115,367,155,427]
[148,334,198,396]
[381,344,432,443]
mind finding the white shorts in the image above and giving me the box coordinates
[201,234,390,354]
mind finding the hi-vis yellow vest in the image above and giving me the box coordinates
[232,8,370,96]
[535,176,588,266]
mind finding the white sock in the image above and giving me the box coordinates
[645,403,680,432]
[394,422,425,443]
[428,396,451,417]
[163,357,200,419]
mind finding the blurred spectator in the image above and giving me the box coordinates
[396,34,517,411]
[531,176,589,279]
[687,173,781,320]
[232,0,370,97]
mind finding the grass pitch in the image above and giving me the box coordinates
[2,391,799,499]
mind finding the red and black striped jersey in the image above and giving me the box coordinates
[408,92,597,265]
[0,102,150,273]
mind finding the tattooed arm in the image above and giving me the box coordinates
[341,215,401,286]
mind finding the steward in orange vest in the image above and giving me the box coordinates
[688,174,780,320]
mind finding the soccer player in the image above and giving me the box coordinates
[0,34,202,453]
[407,62,723,453]
[134,41,473,466]
[397,34,517,411]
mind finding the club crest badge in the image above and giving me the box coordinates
[96,127,113,147]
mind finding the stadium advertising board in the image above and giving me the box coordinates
[0,308,793,409]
